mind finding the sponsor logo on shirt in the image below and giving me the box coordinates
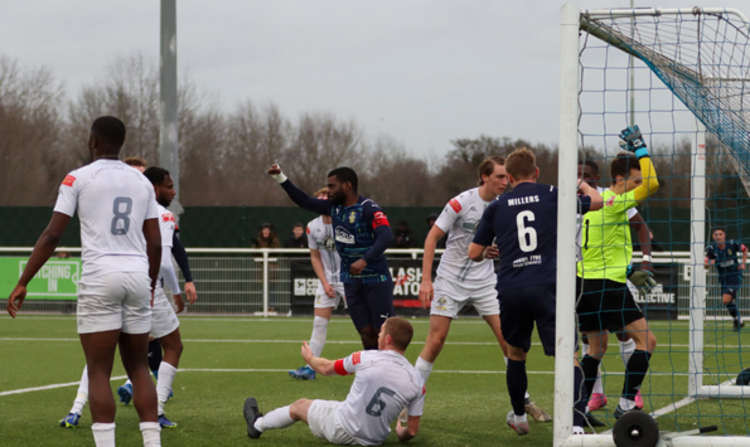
[349,211,357,224]
[606,196,616,207]
[61,175,76,187]
[161,212,175,223]
[352,351,362,365]
[335,227,355,244]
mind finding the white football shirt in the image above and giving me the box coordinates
[333,350,425,446]
[53,159,159,276]
[156,203,180,299]
[434,187,496,287]
[307,216,341,285]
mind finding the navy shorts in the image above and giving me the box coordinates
[720,275,742,300]
[576,278,644,333]
[500,285,556,356]
[344,278,395,332]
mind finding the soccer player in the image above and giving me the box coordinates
[289,187,346,380]
[6,117,163,447]
[268,164,394,349]
[577,125,660,419]
[577,159,654,411]
[415,156,550,422]
[243,317,423,445]
[705,227,747,330]
[469,147,602,435]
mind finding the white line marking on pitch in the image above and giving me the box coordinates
[0,375,127,397]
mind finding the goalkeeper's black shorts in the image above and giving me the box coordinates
[575,277,644,332]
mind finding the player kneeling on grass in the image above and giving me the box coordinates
[468,147,602,435]
[244,317,423,445]
[577,125,660,420]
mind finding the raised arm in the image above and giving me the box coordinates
[267,164,330,215]
[619,125,659,203]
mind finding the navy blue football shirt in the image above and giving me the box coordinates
[473,182,591,290]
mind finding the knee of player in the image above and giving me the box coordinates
[289,399,309,420]
[646,331,657,352]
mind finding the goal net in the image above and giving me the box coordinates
[556,4,750,446]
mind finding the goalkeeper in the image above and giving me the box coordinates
[576,125,659,419]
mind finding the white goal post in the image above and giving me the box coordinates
[556,3,750,446]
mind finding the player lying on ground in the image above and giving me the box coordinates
[61,161,198,429]
[576,159,654,413]
[244,317,423,445]
[7,117,163,447]
[415,155,550,422]
[705,227,747,331]
[469,147,602,435]
[269,164,394,349]
[577,125,660,420]
[289,187,348,380]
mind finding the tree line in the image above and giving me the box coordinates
[1,54,745,208]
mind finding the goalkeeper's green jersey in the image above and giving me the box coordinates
[577,188,638,283]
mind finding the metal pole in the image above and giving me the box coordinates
[628,0,635,126]
[554,3,579,446]
[262,250,269,317]
[688,122,706,396]
[159,0,182,215]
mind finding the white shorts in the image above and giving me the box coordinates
[76,271,151,335]
[314,282,346,309]
[430,276,499,319]
[150,287,180,339]
[307,400,357,445]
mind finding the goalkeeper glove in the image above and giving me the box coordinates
[618,125,649,159]
[628,267,656,295]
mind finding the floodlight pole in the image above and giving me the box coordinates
[159,0,182,215]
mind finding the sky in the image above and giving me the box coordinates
[2,0,749,158]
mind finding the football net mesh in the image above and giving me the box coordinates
[577,7,750,436]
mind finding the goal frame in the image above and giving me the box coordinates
[556,3,750,446]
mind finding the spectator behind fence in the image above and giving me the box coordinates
[394,220,415,248]
[254,223,281,248]
[426,213,446,249]
[285,222,308,248]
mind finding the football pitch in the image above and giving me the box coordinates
[1,315,750,446]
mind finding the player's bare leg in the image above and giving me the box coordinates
[415,315,452,384]
[119,331,161,445]
[80,330,119,425]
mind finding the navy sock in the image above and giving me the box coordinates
[581,355,601,400]
[506,359,527,416]
[148,339,162,374]
[573,365,588,426]
[622,350,652,400]
[727,301,739,319]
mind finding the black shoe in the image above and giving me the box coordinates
[584,412,606,427]
[734,320,744,332]
[244,397,263,439]
[614,404,641,419]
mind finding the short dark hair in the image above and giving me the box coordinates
[91,116,126,149]
[327,167,358,192]
[143,167,170,186]
[384,317,413,351]
[477,156,505,186]
[610,153,639,182]
[712,227,726,234]
[292,222,304,229]
[579,159,599,175]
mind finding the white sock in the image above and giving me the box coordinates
[308,316,329,358]
[512,413,528,424]
[415,356,433,385]
[156,361,177,415]
[124,378,132,387]
[504,356,509,367]
[582,342,589,356]
[592,365,604,394]
[619,397,636,411]
[70,365,88,415]
[91,422,115,447]
[139,421,161,447]
[524,391,530,400]
[255,405,294,431]
[620,338,636,366]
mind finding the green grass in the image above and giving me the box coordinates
[1,315,749,446]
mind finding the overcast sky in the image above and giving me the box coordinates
[2,1,748,158]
